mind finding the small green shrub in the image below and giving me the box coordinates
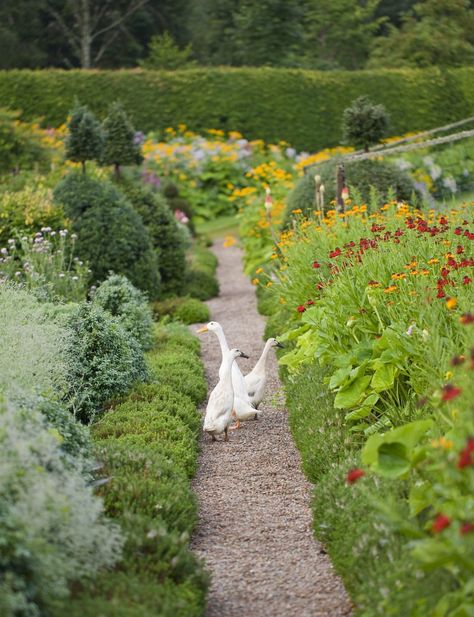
[153,322,201,356]
[101,102,143,176]
[65,101,103,174]
[342,95,389,152]
[188,244,218,276]
[92,274,154,351]
[65,302,148,423]
[184,268,219,301]
[54,173,161,297]
[146,347,206,405]
[285,157,418,221]
[118,178,188,295]
[152,296,209,324]
[93,402,197,477]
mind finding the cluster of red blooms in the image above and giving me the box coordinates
[436,251,474,298]
[458,437,474,469]
[346,468,365,484]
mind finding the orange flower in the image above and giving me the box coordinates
[384,285,398,294]
[446,297,457,310]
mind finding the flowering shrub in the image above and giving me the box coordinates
[0,227,90,302]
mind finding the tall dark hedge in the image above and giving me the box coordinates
[54,173,160,298]
[118,178,187,296]
[0,68,472,150]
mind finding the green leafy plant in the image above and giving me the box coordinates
[139,33,196,70]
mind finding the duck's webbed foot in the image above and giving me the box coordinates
[229,419,241,430]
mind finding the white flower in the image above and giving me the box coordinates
[71,233,78,240]
[50,231,57,236]
[72,276,79,281]
[1,248,8,255]
[7,239,15,245]
[59,273,65,278]
[15,271,21,277]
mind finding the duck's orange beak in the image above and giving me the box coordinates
[196,326,208,334]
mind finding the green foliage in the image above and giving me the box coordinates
[65,101,103,173]
[369,0,474,68]
[0,107,49,175]
[54,173,161,298]
[139,33,196,70]
[101,102,143,175]
[285,157,417,220]
[0,185,64,246]
[342,95,389,151]
[0,397,123,617]
[92,274,154,351]
[184,269,219,301]
[118,178,187,295]
[152,296,210,324]
[0,229,90,303]
[64,302,148,423]
[146,347,207,405]
[1,67,473,151]
[55,322,208,616]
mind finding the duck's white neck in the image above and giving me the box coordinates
[253,340,273,373]
[214,327,230,356]
[221,352,235,389]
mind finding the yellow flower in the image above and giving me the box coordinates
[384,285,398,294]
[252,278,259,285]
[391,273,406,280]
[431,436,453,450]
[291,208,303,215]
[266,281,273,287]
[256,267,263,274]
[428,258,439,264]
[223,235,237,248]
[446,297,457,310]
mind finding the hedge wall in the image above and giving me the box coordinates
[1,67,473,151]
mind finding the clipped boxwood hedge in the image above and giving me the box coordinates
[0,67,473,150]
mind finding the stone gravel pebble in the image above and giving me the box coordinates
[191,241,352,617]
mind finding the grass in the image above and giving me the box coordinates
[195,214,239,239]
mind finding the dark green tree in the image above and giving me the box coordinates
[139,32,196,69]
[342,96,389,152]
[101,102,143,177]
[65,102,103,174]
[369,0,474,68]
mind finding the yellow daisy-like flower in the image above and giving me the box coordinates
[446,297,457,310]
[252,278,259,285]
[384,285,398,294]
[256,267,264,274]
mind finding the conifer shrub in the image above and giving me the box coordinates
[284,157,418,223]
[65,101,103,174]
[64,303,148,423]
[342,95,389,152]
[118,178,187,295]
[92,274,154,351]
[101,102,143,177]
[54,173,161,297]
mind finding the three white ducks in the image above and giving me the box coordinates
[197,321,261,428]
[244,338,284,408]
[203,348,249,441]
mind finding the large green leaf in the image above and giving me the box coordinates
[377,442,410,477]
[334,375,371,409]
[371,363,397,392]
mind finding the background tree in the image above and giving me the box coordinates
[65,102,103,174]
[342,96,389,152]
[302,0,383,70]
[101,103,143,177]
[369,0,474,68]
[139,32,196,69]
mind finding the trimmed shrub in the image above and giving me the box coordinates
[184,268,219,301]
[118,178,187,295]
[0,397,123,616]
[285,157,418,221]
[146,348,207,406]
[0,67,473,151]
[65,101,103,174]
[152,296,210,325]
[92,274,154,351]
[101,102,143,176]
[54,173,161,297]
[188,243,218,276]
[342,95,389,151]
[64,302,148,423]
[153,322,201,356]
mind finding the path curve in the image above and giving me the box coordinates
[191,241,352,617]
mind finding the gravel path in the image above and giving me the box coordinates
[191,241,352,617]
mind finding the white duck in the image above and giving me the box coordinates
[244,338,283,408]
[203,348,249,441]
[197,321,261,428]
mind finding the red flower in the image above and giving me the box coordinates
[296,305,306,313]
[458,437,474,469]
[441,267,450,278]
[368,280,380,286]
[439,216,448,226]
[437,290,446,299]
[456,245,464,254]
[346,468,365,484]
[312,261,321,269]
[460,523,474,535]
[306,300,315,306]
[460,313,474,325]
[454,227,462,236]
[450,355,465,366]
[432,514,451,533]
[441,384,462,401]
[463,276,472,285]
[329,248,342,258]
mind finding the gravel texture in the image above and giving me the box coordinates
[191,241,352,617]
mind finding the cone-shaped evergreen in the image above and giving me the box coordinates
[65,102,103,174]
[342,96,389,152]
[101,102,143,176]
